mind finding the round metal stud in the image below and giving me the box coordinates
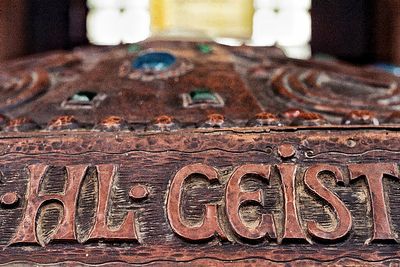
[342,110,379,125]
[147,115,180,132]
[4,117,40,132]
[206,114,224,126]
[247,112,282,127]
[47,115,80,130]
[291,112,327,126]
[199,113,233,128]
[94,116,128,132]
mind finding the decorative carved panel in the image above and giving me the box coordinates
[0,129,398,265]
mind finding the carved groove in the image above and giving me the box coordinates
[36,202,63,246]
[1,129,400,264]
[76,166,98,243]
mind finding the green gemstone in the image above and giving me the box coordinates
[128,44,142,53]
[71,94,90,102]
[197,44,213,54]
[70,91,97,102]
[190,88,217,102]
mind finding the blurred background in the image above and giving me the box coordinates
[0,0,399,73]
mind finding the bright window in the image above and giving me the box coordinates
[87,0,150,45]
[87,0,311,58]
[252,0,311,58]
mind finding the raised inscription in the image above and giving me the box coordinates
[0,130,400,265]
[3,162,398,246]
[9,164,138,246]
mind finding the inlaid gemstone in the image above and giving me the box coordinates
[197,43,213,54]
[132,52,176,72]
[190,88,217,103]
[70,91,97,102]
[127,44,142,53]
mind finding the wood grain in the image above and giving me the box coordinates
[0,127,399,265]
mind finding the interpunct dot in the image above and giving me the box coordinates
[0,192,19,207]
[129,185,149,200]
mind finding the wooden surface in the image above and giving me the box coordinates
[1,40,400,265]
[0,127,400,265]
[0,40,399,126]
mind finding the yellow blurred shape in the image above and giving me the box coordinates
[150,0,254,39]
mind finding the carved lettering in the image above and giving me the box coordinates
[348,163,399,243]
[304,165,352,241]
[166,163,226,241]
[277,164,307,242]
[86,164,138,242]
[225,164,276,240]
[10,164,88,246]
[7,161,400,247]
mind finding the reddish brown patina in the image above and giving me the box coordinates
[278,144,296,159]
[0,192,19,207]
[0,40,400,265]
[95,116,128,131]
[129,184,149,200]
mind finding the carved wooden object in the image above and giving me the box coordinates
[0,40,400,265]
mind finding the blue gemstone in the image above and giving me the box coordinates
[132,52,176,72]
